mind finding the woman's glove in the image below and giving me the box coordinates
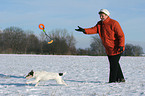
[75,26,85,33]
[119,47,123,52]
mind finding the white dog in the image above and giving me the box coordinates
[26,70,67,87]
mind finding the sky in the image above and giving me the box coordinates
[0,0,145,53]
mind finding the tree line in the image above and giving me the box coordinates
[0,26,144,56]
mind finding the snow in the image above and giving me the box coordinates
[0,54,145,96]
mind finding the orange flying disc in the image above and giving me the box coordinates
[39,24,45,30]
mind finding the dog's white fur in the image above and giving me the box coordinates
[26,70,67,87]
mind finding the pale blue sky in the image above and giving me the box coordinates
[0,0,145,52]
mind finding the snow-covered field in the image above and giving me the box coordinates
[0,54,145,96]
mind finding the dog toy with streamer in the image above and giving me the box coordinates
[39,24,53,44]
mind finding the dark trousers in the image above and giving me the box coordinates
[108,54,125,83]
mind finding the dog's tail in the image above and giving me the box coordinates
[59,72,66,76]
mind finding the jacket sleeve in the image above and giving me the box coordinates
[84,26,98,34]
[114,21,125,47]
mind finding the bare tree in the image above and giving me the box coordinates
[0,30,3,53]
[90,35,106,55]
[76,48,90,55]
[123,43,134,56]
[66,34,76,54]
[1,27,41,54]
[2,27,26,53]
[123,43,144,56]
[41,29,76,55]
[39,33,46,53]
[25,34,40,54]
[132,45,144,56]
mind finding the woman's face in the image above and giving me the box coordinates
[100,13,108,21]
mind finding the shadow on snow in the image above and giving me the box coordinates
[0,74,25,79]
[0,83,35,87]
[0,74,102,87]
[65,79,102,84]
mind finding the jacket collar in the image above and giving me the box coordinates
[102,16,110,24]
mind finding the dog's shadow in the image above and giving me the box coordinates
[40,84,64,87]
[0,83,35,87]
[65,79,102,84]
[0,74,102,87]
[0,73,25,79]
[0,73,34,87]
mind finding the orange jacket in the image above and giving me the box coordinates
[84,17,125,56]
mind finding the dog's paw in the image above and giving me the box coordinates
[26,82,30,84]
[64,84,68,86]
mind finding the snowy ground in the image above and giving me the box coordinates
[0,54,145,96]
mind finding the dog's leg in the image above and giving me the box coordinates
[26,78,40,87]
[56,77,68,86]
[26,80,38,84]
[26,81,34,84]
[35,81,40,87]
[61,79,68,86]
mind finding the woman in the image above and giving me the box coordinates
[75,9,125,83]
